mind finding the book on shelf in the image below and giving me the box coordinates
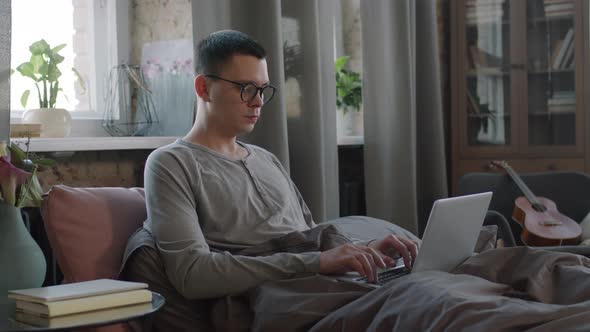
[548,98,575,106]
[547,91,576,113]
[549,39,564,67]
[547,105,576,113]
[542,0,574,16]
[560,37,575,69]
[552,28,574,69]
[550,91,575,101]
[465,2,504,25]
[544,3,574,12]
[8,279,151,318]
[466,13,503,22]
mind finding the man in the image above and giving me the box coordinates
[121,30,418,330]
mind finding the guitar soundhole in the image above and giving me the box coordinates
[541,220,562,227]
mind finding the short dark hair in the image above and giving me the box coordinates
[195,30,266,75]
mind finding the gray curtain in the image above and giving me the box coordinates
[191,0,340,222]
[361,0,447,235]
[0,0,10,141]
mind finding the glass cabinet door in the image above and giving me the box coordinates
[526,0,578,147]
[464,0,512,148]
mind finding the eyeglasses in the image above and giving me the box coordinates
[205,74,276,104]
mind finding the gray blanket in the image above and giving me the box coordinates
[238,247,590,332]
[125,218,590,331]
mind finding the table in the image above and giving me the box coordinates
[0,292,164,332]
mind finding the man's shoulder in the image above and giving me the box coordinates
[147,140,196,166]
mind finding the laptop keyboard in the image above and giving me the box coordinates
[354,266,411,285]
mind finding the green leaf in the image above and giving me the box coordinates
[47,66,61,82]
[30,54,44,72]
[335,55,362,111]
[51,52,65,64]
[335,56,349,72]
[29,39,50,55]
[51,44,67,53]
[20,90,31,108]
[18,167,44,208]
[49,81,59,108]
[16,62,37,81]
[38,63,49,76]
[8,143,27,168]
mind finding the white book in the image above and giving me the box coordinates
[560,37,575,69]
[548,98,575,105]
[553,29,574,69]
[8,279,148,303]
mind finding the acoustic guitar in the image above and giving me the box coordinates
[491,161,582,246]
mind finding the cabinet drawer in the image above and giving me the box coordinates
[458,158,585,176]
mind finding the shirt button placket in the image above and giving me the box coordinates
[243,160,270,206]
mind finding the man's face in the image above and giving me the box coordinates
[205,54,270,136]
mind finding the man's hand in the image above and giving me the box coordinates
[319,244,396,282]
[368,234,419,269]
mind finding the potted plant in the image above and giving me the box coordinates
[0,141,55,300]
[335,56,363,137]
[16,39,85,138]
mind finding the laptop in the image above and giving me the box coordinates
[337,192,493,287]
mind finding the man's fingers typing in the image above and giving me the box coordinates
[319,244,385,282]
[398,237,419,264]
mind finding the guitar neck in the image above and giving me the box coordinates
[503,166,541,206]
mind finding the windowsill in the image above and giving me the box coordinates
[337,135,364,146]
[10,136,178,152]
[12,135,363,152]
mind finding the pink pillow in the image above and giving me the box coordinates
[41,185,147,283]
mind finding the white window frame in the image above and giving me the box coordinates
[8,0,129,125]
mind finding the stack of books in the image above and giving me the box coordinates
[547,91,576,113]
[543,0,574,18]
[465,0,505,24]
[8,279,152,326]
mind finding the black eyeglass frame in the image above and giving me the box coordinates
[204,74,276,104]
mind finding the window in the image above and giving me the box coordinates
[10,0,129,129]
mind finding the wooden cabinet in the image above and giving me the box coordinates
[450,0,588,192]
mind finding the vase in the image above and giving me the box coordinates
[0,202,47,304]
[337,105,364,137]
[22,108,72,138]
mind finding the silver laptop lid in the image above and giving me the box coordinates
[412,192,493,273]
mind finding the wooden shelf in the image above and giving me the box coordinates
[451,0,586,194]
[528,16,574,24]
[528,111,576,116]
[528,68,575,74]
